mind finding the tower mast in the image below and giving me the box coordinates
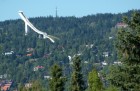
[56,7,58,18]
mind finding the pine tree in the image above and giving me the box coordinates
[109,12,140,90]
[49,64,66,91]
[88,68,103,91]
[70,56,85,91]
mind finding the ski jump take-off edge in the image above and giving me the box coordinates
[18,11,56,43]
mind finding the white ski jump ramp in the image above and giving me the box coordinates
[18,11,55,43]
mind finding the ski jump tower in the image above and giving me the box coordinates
[18,11,56,43]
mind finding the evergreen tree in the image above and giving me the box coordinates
[109,12,140,90]
[49,64,66,91]
[88,68,103,91]
[70,56,85,91]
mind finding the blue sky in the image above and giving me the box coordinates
[0,0,140,21]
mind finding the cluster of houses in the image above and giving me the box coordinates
[2,48,34,57]
[2,48,53,59]
[0,80,13,91]
[101,61,122,66]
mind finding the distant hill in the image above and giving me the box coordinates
[0,9,139,88]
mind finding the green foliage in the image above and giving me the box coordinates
[19,80,46,91]
[88,68,103,91]
[30,80,46,91]
[49,64,66,91]
[105,85,119,91]
[109,12,140,90]
[70,56,85,91]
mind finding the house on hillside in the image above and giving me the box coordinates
[113,61,122,65]
[44,76,52,79]
[33,66,44,71]
[103,52,109,57]
[26,48,34,52]
[101,61,108,66]
[4,51,14,56]
[116,22,128,28]
[25,83,32,88]
[26,53,32,57]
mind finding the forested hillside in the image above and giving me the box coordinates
[0,10,139,90]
